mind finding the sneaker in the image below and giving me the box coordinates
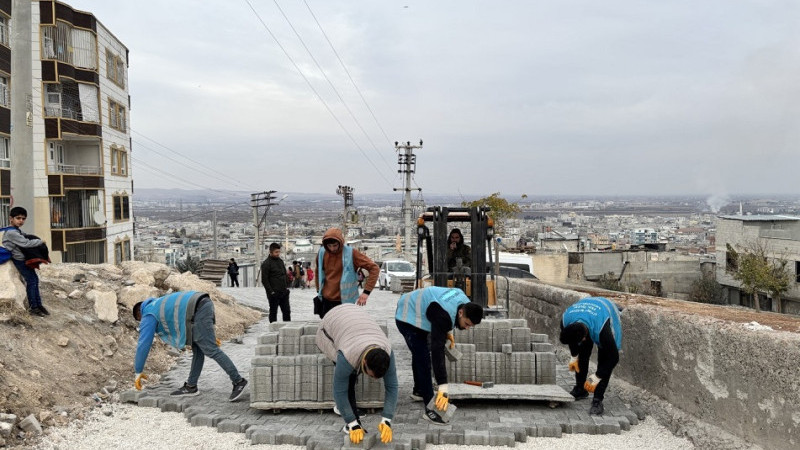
[410,390,423,401]
[569,386,589,400]
[422,409,446,425]
[170,383,199,397]
[229,378,248,402]
[29,307,46,317]
[38,306,50,316]
[589,399,604,415]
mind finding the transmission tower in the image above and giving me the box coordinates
[394,140,423,258]
[336,185,354,238]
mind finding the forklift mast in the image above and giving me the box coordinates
[416,206,495,307]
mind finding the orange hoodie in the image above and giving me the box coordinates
[316,228,379,301]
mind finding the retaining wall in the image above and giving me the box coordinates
[500,278,800,450]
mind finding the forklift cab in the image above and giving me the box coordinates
[415,206,499,309]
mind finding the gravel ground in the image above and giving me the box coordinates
[30,403,694,450]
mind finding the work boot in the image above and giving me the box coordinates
[569,386,589,400]
[589,398,604,415]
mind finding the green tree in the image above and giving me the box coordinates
[461,192,521,235]
[731,240,792,312]
[176,254,200,274]
[689,274,724,304]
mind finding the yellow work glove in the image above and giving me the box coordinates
[134,373,148,390]
[378,417,392,444]
[568,356,580,373]
[435,383,449,411]
[584,374,601,393]
[345,420,365,444]
[216,338,221,347]
[446,333,455,349]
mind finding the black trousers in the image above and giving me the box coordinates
[574,322,619,401]
[319,298,342,319]
[266,289,291,323]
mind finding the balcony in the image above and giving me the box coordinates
[47,139,102,176]
[48,162,101,175]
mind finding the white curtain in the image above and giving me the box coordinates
[71,29,96,70]
[78,83,99,122]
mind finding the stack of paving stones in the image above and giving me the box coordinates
[250,321,386,409]
[450,319,555,385]
[120,288,641,450]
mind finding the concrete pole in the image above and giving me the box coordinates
[252,194,261,285]
[403,144,413,258]
[212,210,218,259]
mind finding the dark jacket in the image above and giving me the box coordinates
[227,261,239,276]
[446,228,472,270]
[261,255,288,294]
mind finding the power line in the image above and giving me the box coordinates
[242,0,394,188]
[271,0,395,176]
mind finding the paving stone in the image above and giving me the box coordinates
[160,399,184,412]
[137,396,162,408]
[119,390,141,403]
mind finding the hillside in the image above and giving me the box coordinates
[0,262,261,447]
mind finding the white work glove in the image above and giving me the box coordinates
[378,417,392,443]
[435,383,449,411]
[568,356,580,373]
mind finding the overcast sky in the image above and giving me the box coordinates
[68,0,799,198]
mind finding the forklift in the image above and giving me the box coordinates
[415,206,502,314]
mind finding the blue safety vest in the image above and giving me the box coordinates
[141,291,202,349]
[318,245,359,303]
[395,286,469,332]
[562,297,622,350]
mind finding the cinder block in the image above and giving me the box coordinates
[531,342,554,353]
[258,333,278,344]
[530,333,549,343]
[425,399,457,423]
[300,335,318,354]
[255,344,277,355]
[250,366,273,402]
[511,327,531,352]
[535,352,556,385]
[493,328,511,352]
[317,355,335,401]
[475,352,495,383]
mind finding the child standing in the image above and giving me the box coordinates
[2,207,48,317]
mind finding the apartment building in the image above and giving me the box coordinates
[716,215,800,315]
[7,0,133,264]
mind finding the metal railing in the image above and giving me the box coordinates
[48,163,101,175]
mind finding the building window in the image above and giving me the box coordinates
[113,194,130,222]
[41,23,97,70]
[725,250,738,273]
[796,261,800,283]
[110,146,128,176]
[0,136,8,168]
[0,75,8,107]
[105,48,125,88]
[108,99,126,131]
[114,239,131,264]
[0,198,9,227]
[0,16,8,47]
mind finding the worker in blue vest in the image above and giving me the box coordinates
[559,296,623,416]
[132,291,248,402]
[395,286,484,425]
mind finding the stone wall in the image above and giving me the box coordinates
[501,278,800,449]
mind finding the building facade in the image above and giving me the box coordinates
[715,215,800,315]
[7,0,132,264]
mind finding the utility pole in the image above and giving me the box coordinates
[251,190,277,285]
[336,185,354,239]
[394,140,423,259]
[212,210,218,259]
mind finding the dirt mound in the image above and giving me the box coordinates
[0,263,261,446]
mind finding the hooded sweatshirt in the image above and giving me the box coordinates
[316,228,379,302]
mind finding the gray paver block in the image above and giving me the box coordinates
[269,322,288,332]
[255,344,278,355]
[342,431,377,449]
[425,399,457,423]
[532,342,554,353]
[217,419,250,433]
[464,429,490,445]
[138,396,162,408]
[508,319,527,328]
[492,328,511,352]
[160,399,184,412]
[488,430,515,447]
[119,390,141,403]
[258,333,278,344]
[444,345,462,362]
[190,413,216,427]
[250,429,276,444]
[530,333,549,343]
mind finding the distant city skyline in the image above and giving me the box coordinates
[69,0,800,196]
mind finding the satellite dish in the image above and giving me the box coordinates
[93,211,107,226]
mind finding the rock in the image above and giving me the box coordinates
[103,335,118,351]
[68,289,82,299]
[58,337,69,347]
[38,410,52,424]
[104,380,118,393]
[0,262,27,310]
[117,285,160,310]
[53,290,67,299]
[101,406,113,417]
[129,268,155,286]
[164,271,216,293]
[0,421,12,437]
[122,280,135,286]
[86,290,118,323]
[19,414,42,435]
[73,273,87,282]
[30,369,41,378]
[87,270,98,277]
[0,413,16,424]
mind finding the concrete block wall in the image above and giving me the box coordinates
[251,320,387,407]
[447,318,558,385]
[500,277,800,449]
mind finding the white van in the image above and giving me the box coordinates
[378,260,415,290]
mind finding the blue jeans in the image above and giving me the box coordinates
[13,259,42,309]
[396,320,435,406]
[187,300,243,386]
